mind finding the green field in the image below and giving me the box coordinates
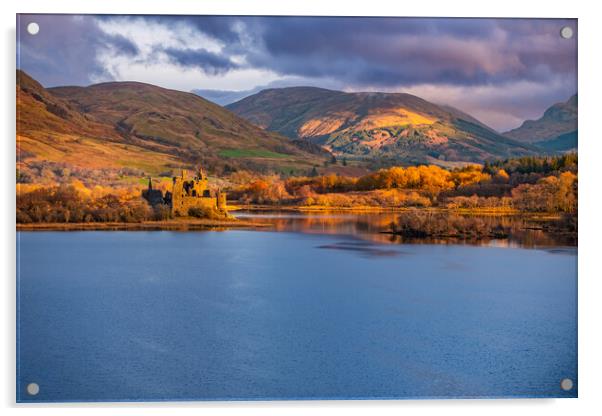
[218,148,291,159]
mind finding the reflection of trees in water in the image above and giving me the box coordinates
[389,211,576,247]
[243,212,398,235]
[236,210,576,248]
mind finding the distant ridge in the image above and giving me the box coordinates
[505,95,577,146]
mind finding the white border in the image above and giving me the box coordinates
[3,1,602,415]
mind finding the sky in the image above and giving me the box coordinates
[17,14,577,131]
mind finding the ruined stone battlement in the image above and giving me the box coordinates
[142,167,227,217]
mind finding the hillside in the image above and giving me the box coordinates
[227,87,538,164]
[534,131,578,152]
[17,70,182,182]
[505,95,577,151]
[17,70,117,139]
[17,71,325,185]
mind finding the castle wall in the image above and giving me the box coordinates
[217,192,227,210]
[172,196,219,217]
[143,168,227,217]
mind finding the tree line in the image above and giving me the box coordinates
[230,154,577,213]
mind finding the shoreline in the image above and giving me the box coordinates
[16,208,570,231]
[230,204,566,219]
[230,204,520,213]
[16,218,271,231]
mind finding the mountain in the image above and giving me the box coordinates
[17,71,324,183]
[17,70,119,140]
[16,70,169,176]
[227,87,537,164]
[192,87,265,106]
[534,131,577,152]
[504,95,577,151]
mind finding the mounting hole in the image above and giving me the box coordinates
[27,22,40,35]
[26,382,39,396]
[560,26,573,39]
[560,378,574,391]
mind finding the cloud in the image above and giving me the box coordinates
[243,17,576,89]
[18,14,139,87]
[162,47,237,75]
[17,14,577,130]
[401,75,576,131]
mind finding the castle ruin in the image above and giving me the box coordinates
[142,167,227,217]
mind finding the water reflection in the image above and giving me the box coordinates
[234,210,576,248]
[317,241,403,258]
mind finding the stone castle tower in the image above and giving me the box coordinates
[142,167,227,217]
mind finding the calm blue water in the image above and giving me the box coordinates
[17,230,577,401]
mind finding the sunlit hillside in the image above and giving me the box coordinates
[227,87,539,164]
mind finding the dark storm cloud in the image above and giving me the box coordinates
[141,16,577,91]
[240,17,576,88]
[117,16,576,86]
[107,33,140,57]
[17,14,139,87]
[162,47,237,74]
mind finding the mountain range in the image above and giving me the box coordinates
[17,70,576,184]
[227,87,540,165]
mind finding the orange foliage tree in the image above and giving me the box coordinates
[511,171,577,213]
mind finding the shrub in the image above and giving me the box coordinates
[16,184,155,223]
[188,206,224,220]
[153,204,172,221]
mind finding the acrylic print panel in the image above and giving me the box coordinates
[16,14,578,402]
